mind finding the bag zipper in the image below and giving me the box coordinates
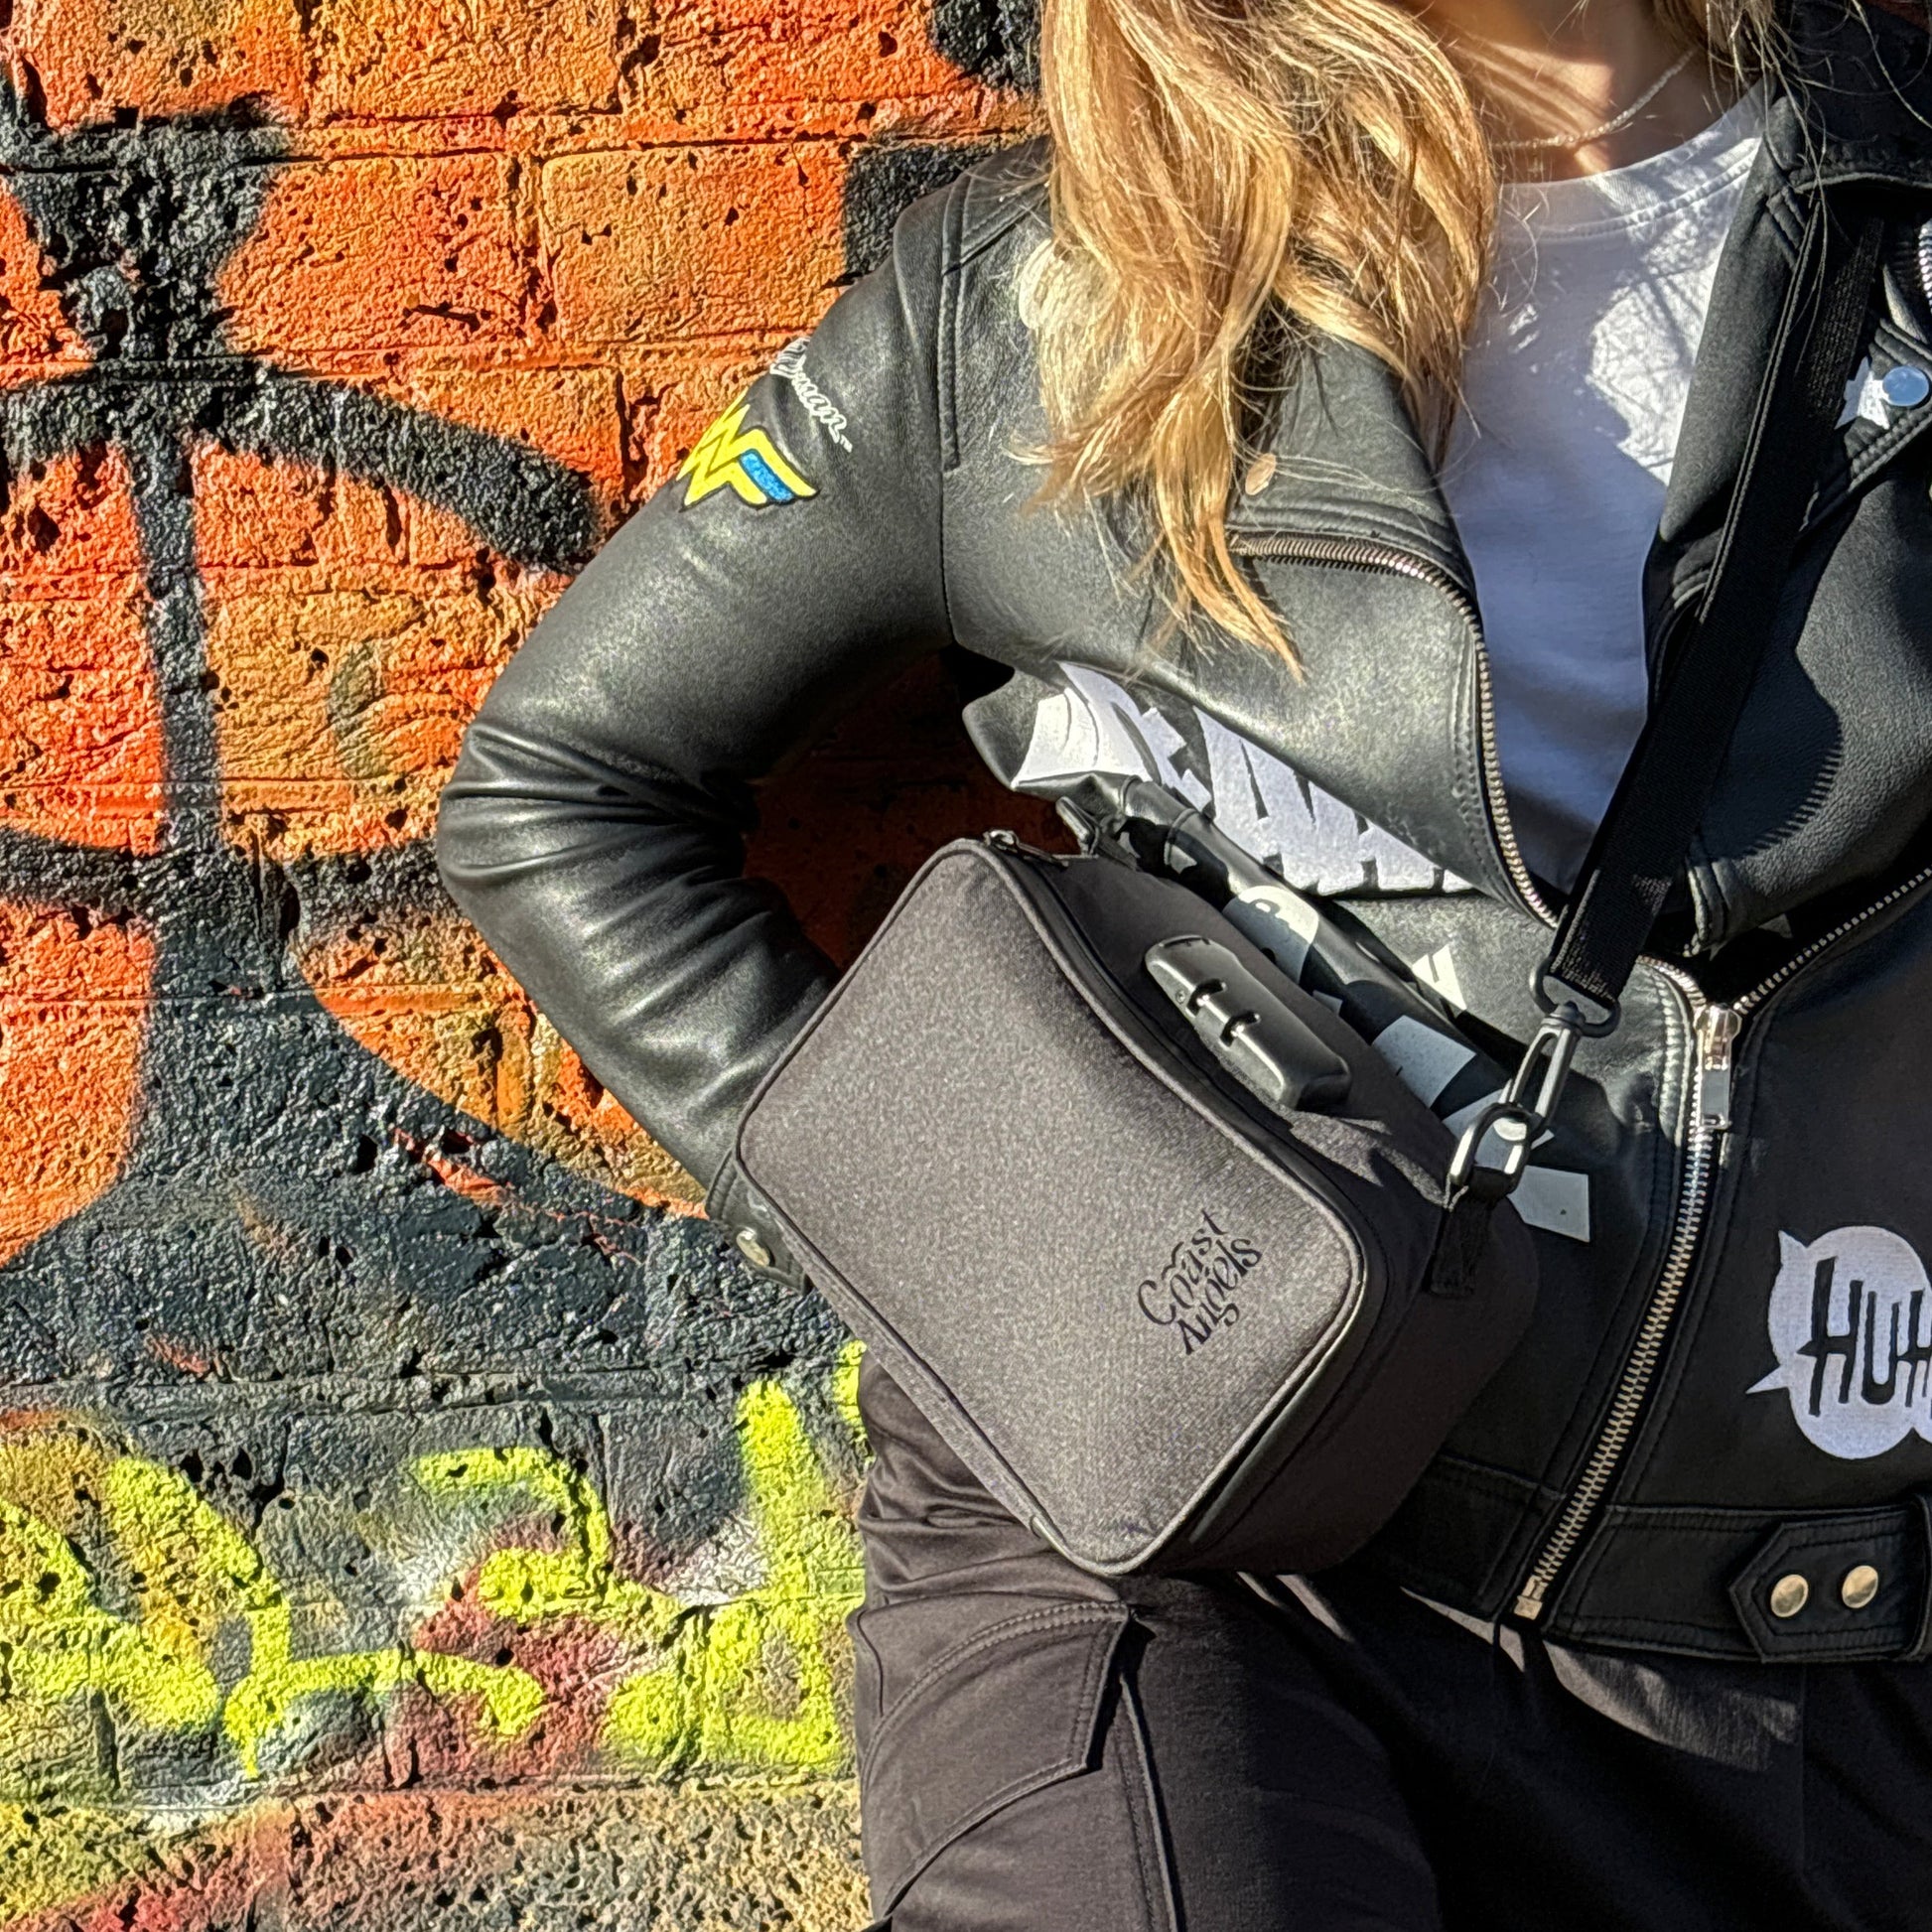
[1227,526,1932,1621]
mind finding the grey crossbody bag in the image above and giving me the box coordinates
[733,202,1878,1578]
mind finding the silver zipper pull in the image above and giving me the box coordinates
[1696,1005,1739,1130]
[983,828,1066,866]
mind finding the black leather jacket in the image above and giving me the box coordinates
[441,4,1932,1663]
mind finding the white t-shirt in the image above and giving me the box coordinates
[1439,88,1765,891]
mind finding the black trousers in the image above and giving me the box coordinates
[851,1355,1932,1931]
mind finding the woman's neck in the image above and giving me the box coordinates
[1419,0,1741,179]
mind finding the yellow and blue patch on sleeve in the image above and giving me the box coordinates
[679,396,816,508]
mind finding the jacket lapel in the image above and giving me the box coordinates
[1226,335,1468,584]
[1201,340,1515,902]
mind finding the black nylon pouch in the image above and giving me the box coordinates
[736,836,1537,1576]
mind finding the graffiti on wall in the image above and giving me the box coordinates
[0,0,1038,1919]
[0,1348,866,1919]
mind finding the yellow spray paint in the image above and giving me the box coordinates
[0,1451,543,1781]
[830,1338,865,1449]
[0,1800,164,1921]
[602,1359,866,1774]
[0,1495,219,1731]
[415,1342,869,1776]
[0,1349,869,1921]
[412,1445,679,1643]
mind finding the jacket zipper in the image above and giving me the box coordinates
[1228,526,1932,1622]
[1512,865,1932,1619]
[1228,532,1552,921]
[1510,970,1725,1618]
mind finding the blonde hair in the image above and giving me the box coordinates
[1029,0,1772,662]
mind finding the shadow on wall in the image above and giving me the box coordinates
[751,653,1063,969]
[763,0,1056,967]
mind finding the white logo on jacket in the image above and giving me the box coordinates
[1015,663,1469,896]
[1015,664,1595,1245]
[770,340,854,450]
[1750,1226,1932,1457]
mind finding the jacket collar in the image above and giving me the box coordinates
[1774,0,1932,192]
[1223,337,1468,595]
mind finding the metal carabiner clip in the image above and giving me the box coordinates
[1446,1094,1540,1200]
[1446,1008,1586,1202]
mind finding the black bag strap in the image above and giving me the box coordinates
[1543,198,1884,1018]
[1449,196,1885,1199]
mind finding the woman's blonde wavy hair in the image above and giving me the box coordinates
[1027,0,1775,663]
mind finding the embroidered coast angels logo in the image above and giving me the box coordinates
[1138,1208,1263,1355]
[1749,1226,1932,1457]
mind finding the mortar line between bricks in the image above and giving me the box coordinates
[285,105,1021,160]
[0,345,744,369]
[0,335,806,382]
[248,128,868,170]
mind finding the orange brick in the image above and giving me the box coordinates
[539,143,844,345]
[193,446,405,571]
[0,586,165,854]
[0,900,154,1265]
[298,900,700,1207]
[0,446,144,589]
[9,0,311,125]
[205,580,561,859]
[627,0,981,138]
[220,155,528,357]
[382,361,625,559]
[313,0,621,117]
[0,191,85,370]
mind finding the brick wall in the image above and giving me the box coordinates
[0,0,1036,1921]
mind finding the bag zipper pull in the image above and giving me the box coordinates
[1695,1004,1739,1130]
[983,828,1066,866]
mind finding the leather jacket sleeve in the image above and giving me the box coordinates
[436,193,953,1261]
